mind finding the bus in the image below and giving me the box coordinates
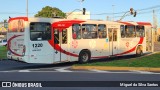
[7,17,153,63]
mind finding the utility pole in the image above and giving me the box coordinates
[153,10,158,42]
[112,5,115,21]
[106,16,110,21]
[26,0,28,17]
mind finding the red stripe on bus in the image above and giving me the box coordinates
[137,22,152,26]
[49,37,144,59]
[92,36,142,58]
[48,20,85,57]
[115,37,144,56]
[48,40,78,57]
[55,44,78,57]
[8,35,23,56]
[118,22,135,25]
[8,17,28,23]
[52,20,85,28]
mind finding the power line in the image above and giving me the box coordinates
[0,12,35,14]
[137,5,160,11]
[0,5,160,16]
[91,5,160,15]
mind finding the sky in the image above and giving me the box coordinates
[0,0,160,23]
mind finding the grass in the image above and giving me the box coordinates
[76,53,160,68]
[0,46,7,59]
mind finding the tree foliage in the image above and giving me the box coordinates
[34,6,66,18]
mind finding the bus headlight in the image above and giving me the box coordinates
[22,45,26,56]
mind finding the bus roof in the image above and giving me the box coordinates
[8,16,152,26]
[8,17,28,23]
[118,21,152,26]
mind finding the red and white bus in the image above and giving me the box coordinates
[7,17,153,63]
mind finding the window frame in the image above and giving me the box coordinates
[125,25,136,38]
[98,24,107,39]
[30,22,51,41]
[72,24,81,39]
[120,25,125,38]
[136,25,145,37]
[82,24,97,39]
[62,29,67,44]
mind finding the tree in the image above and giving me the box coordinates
[4,20,7,23]
[34,6,66,18]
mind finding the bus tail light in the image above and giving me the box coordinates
[22,45,26,56]
[7,50,11,55]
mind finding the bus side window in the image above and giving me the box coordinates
[136,26,145,37]
[125,25,136,38]
[82,24,87,39]
[108,29,112,41]
[62,29,67,44]
[113,29,117,41]
[125,25,129,37]
[72,24,81,39]
[120,25,125,38]
[54,29,59,44]
[98,24,106,38]
[82,24,97,39]
[91,24,97,39]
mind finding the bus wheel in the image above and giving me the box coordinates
[79,50,91,63]
[136,46,143,56]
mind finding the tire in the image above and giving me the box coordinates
[79,50,91,63]
[136,46,143,56]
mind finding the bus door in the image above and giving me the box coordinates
[53,28,68,62]
[108,28,118,56]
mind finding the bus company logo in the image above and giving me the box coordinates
[57,24,65,27]
[89,40,96,49]
[72,40,78,48]
[2,82,11,87]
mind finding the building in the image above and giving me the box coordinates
[0,22,8,39]
[157,28,160,41]
[66,11,90,20]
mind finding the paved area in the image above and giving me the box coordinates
[1,66,159,74]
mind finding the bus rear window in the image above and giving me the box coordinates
[30,22,51,41]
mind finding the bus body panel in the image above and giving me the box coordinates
[7,18,26,61]
[28,41,54,63]
[7,17,153,64]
